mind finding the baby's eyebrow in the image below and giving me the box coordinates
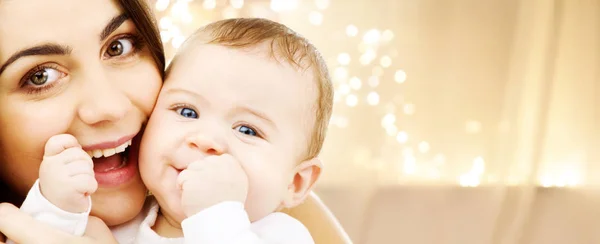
[164,87,204,99]
[163,87,277,130]
[232,106,277,130]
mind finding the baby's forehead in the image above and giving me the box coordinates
[181,31,312,67]
[167,34,320,108]
[172,41,316,83]
[167,42,319,99]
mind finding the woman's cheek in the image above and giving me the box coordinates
[0,122,48,196]
[0,91,76,196]
[120,57,163,118]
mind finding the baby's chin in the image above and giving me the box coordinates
[154,191,187,224]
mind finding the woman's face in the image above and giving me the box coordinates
[0,0,162,226]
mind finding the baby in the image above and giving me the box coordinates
[11,18,333,243]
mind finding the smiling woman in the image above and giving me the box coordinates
[0,0,163,242]
[0,0,162,230]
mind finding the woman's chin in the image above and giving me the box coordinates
[90,176,147,227]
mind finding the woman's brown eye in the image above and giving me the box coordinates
[107,40,124,56]
[106,38,134,57]
[25,67,63,87]
[31,70,48,85]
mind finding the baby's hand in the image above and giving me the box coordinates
[177,154,249,217]
[39,134,97,213]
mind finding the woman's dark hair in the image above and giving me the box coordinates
[0,180,19,205]
[118,0,166,77]
[0,0,166,205]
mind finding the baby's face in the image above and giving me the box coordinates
[139,42,318,223]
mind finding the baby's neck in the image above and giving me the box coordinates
[153,210,184,238]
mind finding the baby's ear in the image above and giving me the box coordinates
[281,158,322,208]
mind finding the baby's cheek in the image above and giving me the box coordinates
[244,166,290,221]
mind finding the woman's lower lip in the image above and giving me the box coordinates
[94,156,138,187]
[94,133,142,187]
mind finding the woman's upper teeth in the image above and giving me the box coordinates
[86,140,132,158]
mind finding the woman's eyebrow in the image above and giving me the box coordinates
[0,44,72,75]
[100,13,130,41]
[0,13,130,76]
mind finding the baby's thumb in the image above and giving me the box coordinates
[176,170,191,191]
[44,134,81,157]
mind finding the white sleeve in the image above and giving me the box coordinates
[181,201,314,244]
[17,179,91,235]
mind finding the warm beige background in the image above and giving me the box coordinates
[152,0,600,243]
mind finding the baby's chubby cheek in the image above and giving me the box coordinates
[244,169,291,221]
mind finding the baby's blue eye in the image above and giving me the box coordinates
[236,125,257,136]
[176,107,198,118]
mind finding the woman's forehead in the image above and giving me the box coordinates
[0,0,122,61]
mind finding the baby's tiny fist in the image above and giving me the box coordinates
[39,134,96,213]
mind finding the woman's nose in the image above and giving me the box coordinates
[76,68,132,126]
